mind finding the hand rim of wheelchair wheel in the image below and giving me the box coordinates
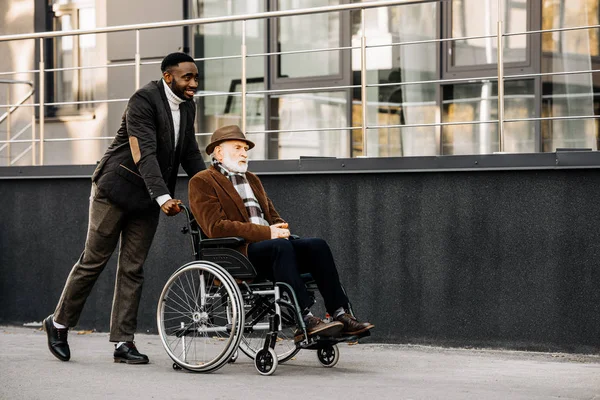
[317,344,339,368]
[254,348,278,376]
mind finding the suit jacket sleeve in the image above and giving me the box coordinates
[180,102,206,177]
[126,91,169,199]
[189,173,271,242]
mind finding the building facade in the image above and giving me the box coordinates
[0,0,598,165]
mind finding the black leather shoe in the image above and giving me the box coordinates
[113,342,149,364]
[43,314,70,361]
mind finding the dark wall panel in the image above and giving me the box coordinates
[1,169,599,352]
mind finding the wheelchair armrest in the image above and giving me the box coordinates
[200,237,246,248]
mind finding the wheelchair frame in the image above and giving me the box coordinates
[156,205,367,375]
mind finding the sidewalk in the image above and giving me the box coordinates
[1,325,598,400]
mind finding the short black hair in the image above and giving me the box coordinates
[161,52,195,72]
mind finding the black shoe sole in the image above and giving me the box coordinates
[113,357,149,365]
[43,316,70,362]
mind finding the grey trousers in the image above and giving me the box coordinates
[54,184,160,342]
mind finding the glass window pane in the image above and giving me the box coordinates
[351,2,438,156]
[55,14,74,104]
[192,0,266,152]
[277,0,342,79]
[78,7,95,107]
[541,0,600,151]
[442,80,535,154]
[451,0,528,67]
[269,91,349,159]
[542,0,599,56]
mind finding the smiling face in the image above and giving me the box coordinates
[162,61,199,100]
[215,140,250,173]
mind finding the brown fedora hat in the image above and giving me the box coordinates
[205,125,255,155]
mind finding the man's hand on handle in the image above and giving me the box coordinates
[270,222,290,239]
[161,199,182,216]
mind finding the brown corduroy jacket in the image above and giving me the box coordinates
[188,165,286,255]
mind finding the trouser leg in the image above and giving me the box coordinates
[290,238,349,314]
[54,185,124,327]
[109,209,159,342]
[247,239,312,311]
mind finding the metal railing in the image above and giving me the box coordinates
[0,79,35,165]
[0,0,598,164]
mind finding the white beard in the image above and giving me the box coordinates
[221,152,248,173]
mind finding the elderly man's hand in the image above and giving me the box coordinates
[270,222,290,239]
[161,199,182,216]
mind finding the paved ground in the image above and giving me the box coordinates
[1,325,599,400]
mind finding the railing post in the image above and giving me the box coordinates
[497,1,504,152]
[241,20,247,133]
[6,86,10,163]
[135,30,141,90]
[39,38,45,165]
[360,8,367,157]
[31,93,36,165]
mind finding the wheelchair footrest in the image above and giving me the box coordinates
[298,330,371,350]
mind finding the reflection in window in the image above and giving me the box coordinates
[276,0,342,79]
[351,1,438,156]
[52,0,96,112]
[270,92,349,159]
[192,0,266,154]
[451,0,528,67]
[442,80,535,154]
[541,0,599,151]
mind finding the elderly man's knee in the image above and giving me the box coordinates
[308,237,330,250]
[271,238,294,252]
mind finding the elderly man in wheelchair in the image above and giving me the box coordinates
[156,125,373,375]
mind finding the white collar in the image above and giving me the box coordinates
[162,79,186,110]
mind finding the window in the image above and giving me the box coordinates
[541,0,600,151]
[443,0,537,78]
[50,0,96,115]
[269,0,351,90]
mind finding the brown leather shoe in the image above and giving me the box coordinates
[294,316,343,343]
[335,313,374,336]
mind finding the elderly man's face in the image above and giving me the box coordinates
[216,140,249,173]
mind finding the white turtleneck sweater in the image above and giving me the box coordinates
[155,79,187,207]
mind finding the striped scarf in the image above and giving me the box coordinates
[212,158,269,226]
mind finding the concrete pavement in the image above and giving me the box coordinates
[1,325,599,400]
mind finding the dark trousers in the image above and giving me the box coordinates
[53,184,160,342]
[247,238,349,313]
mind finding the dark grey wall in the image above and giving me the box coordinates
[1,162,599,353]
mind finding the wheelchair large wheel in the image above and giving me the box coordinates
[237,294,300,363]
[157,261,244,373]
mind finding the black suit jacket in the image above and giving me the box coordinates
[92,80,206,211]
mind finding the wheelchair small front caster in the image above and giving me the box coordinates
[254,348,278,376]
[317,344,339,368]
[173,363,182,370]
[228,350,239,363]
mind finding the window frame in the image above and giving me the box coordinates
[441,0,541,80]
[268,0,352,91]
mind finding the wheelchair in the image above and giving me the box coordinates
[156,205,369,375]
